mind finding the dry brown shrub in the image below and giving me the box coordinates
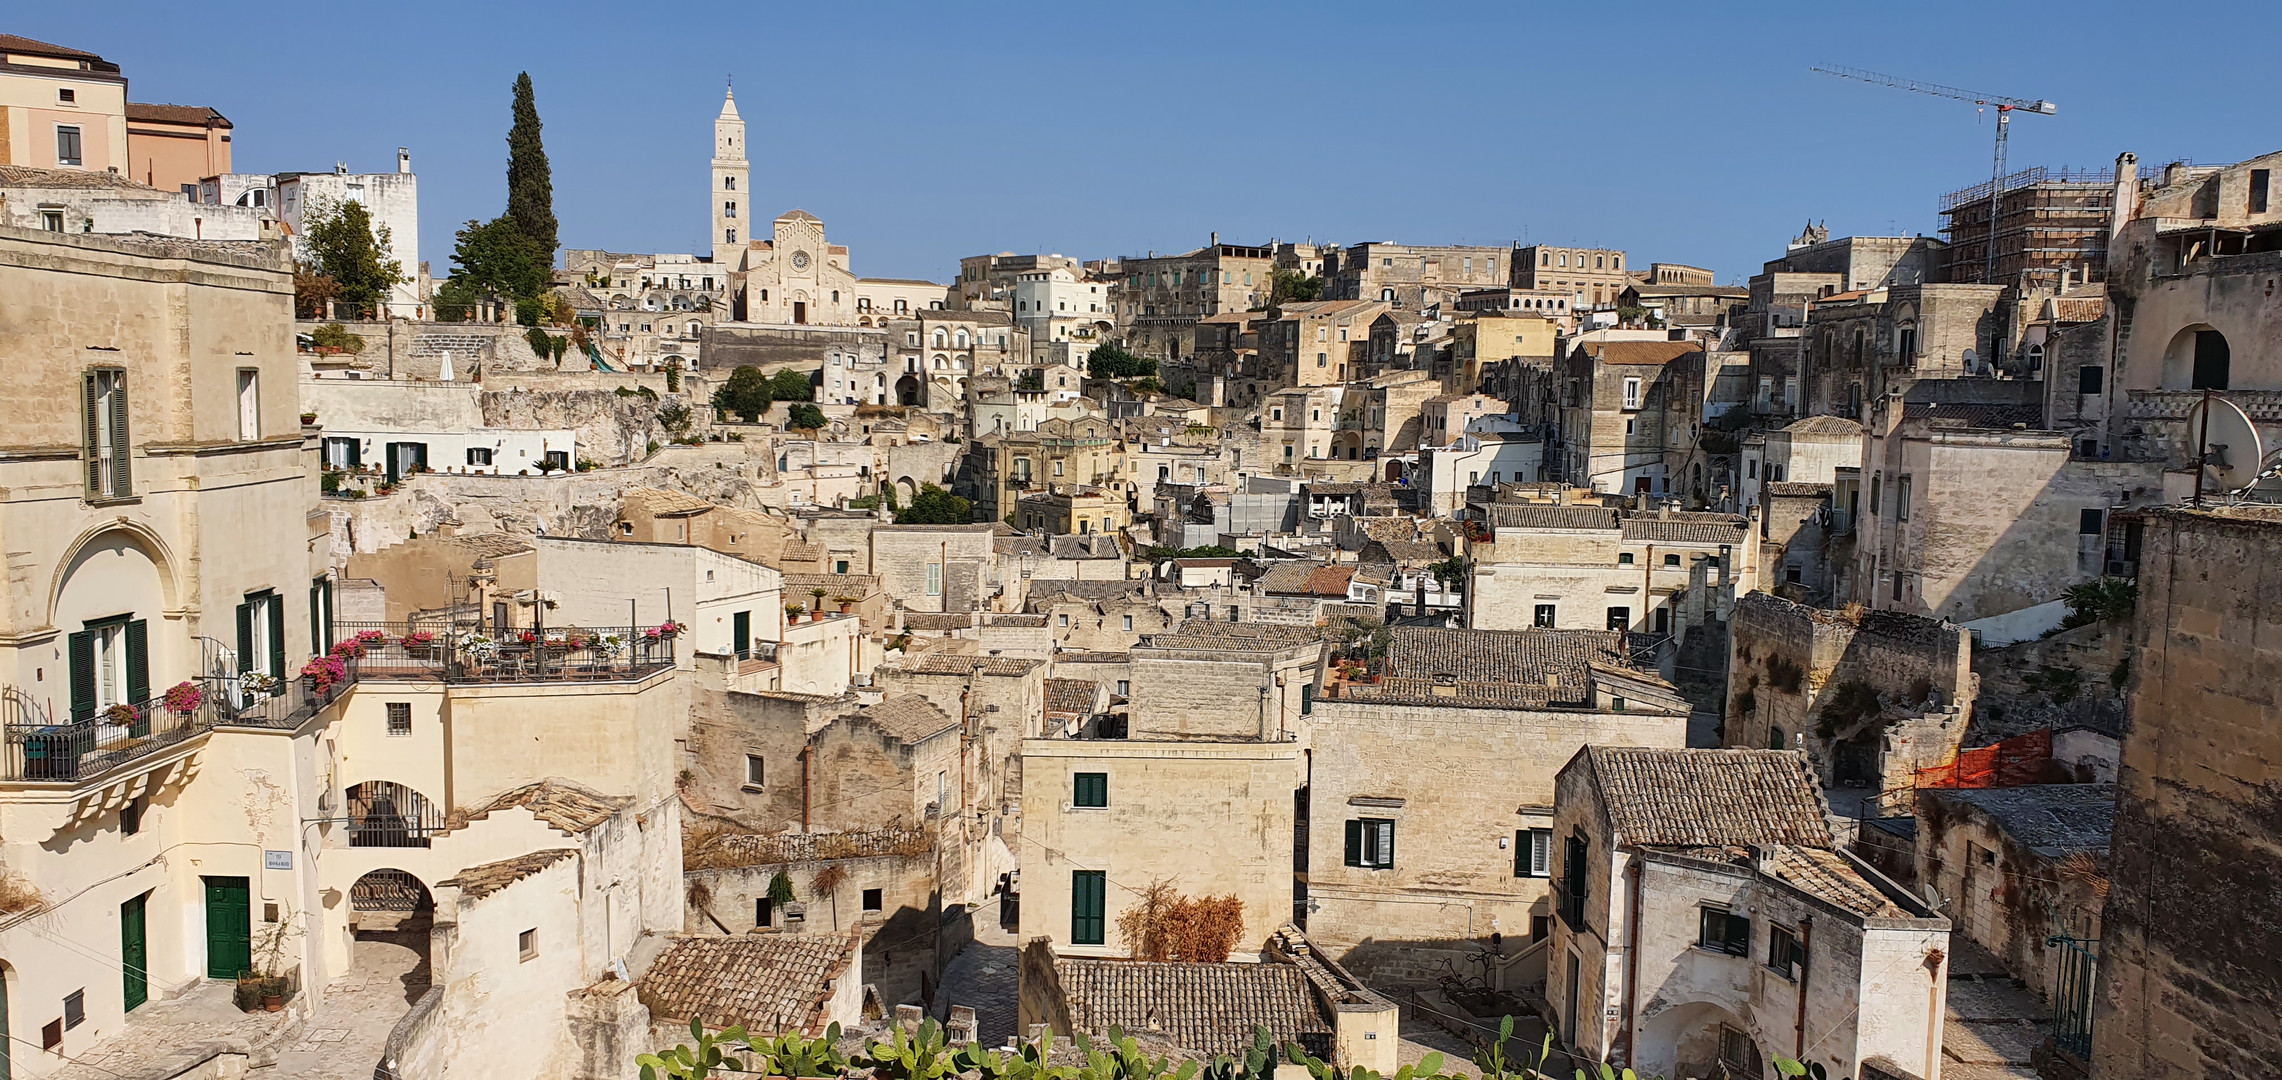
[0,872,42,916]
[811,864,850,897]
[1115,880,1245,963]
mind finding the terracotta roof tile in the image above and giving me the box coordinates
[1620,513,1749,545]
[1054,958,1331,1058]
[1586,747,1832,848]
[851,694,958,743]
[640,931,860,1036]
[1487,504,1619,532]
[899,653,1041,677]
[1578,340,1701,366]
[440,849,576,900]
[1045,678,1099,716]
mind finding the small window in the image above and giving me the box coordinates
[1534,604,1556,628]
[519,928,538,961]
[1058,613,1070,628]
[1622,377,1642,410]
[2251,168,2271,215]
[56,125,84,167]
[1344,818,1395,869]
[58,88,76,104]
[1514,827,1552,877]
[2078,365,2104,394]
[1071,870,1106,945]
[1663,553,1681,568]
[1699,908,1751,955]
[1897,477,1912,522]
[756,896,774,927]
[1073,772,1108,808]
[1122,615,1134,631]
[467,447,494,466]
[236,369,260,440]
[1115,679,1130,696]
[1617,552,1634,565]
[746,754,765,787]
[386,702,412,737]
[1767,925,1804,979]
[42,1019,61,1051]
[862,888,884,913]
[120,797,142,836]
[64,989,86,1029]
[2079,508,2104,535]
[1606,607,1630,631]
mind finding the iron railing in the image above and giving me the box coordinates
[2048,933,2098,1059]
[2,669,349,783]
[329,623,677,683]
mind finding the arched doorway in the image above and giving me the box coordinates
[2163,325,2231,390]
[345,781,444,848]
[896,375,922,406]
[349,869,435,1004]
[1638,1000,1768,1080]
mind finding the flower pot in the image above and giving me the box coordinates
[838,602,854,614]
[264,995,284,1012]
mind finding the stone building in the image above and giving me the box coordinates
[1938,166,2122,287]
[1257,300,1390,386]
[1738,415,1862,516]
[0,162,266,240]
[1110,238,1275,362]
[959,416,1121,525]
[1913,783,2111,1003]
[1555,335,1708,498]
[1513,245,1631,310]
[1723,592,1974,793]
[1616,282,1747,329]
[2092,505,2282,1079]
[1328,241,1510,311]
[1740,231,1944,419]
[1798,282,2006,420]
[1303,627,1686,983]
[957,251,1084,310]
[224,154,424,318]
[1464,502,1753,639]
[1548,747,1950,1080]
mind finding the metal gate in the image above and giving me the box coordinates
[351,869,432,912]
[2047,932,2098,1058]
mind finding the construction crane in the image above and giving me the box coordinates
[1811,64,2057,283]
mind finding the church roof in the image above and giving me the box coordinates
[718,87,741,121]
[777,209,823,224]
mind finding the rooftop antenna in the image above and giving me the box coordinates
[1811,64,2057,283]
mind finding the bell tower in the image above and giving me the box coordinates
[711,84,749,275]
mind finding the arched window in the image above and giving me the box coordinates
[723,201,737,218]
[1380,288,1396,302]
[724,176,736,190]
[725,228,736,244]
[2026,342,2045,370]
[932,329,947,347]
[831,290,840,303]
[955,330,970,348]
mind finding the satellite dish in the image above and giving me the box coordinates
[2185,394,2263,492]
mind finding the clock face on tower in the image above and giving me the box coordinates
[791,251,811,271]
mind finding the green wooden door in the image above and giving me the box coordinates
[121,893,148,1011]
[203,876,251,979]
[0,957,11,1080]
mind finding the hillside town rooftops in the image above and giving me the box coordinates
[1584,746,1833,848]
[639,931,861,1036]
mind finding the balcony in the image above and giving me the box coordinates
[3,671,348,784]
[331,623,678,684]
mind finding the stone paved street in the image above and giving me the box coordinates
[266,929,431,1080]
[933,903,1020,1047]
[1940,938,2046,1080]
[59,979,291,1080]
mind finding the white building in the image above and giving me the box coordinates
[1419,416,1544,515]
[1013,267,1112,360]
[216,150,422,317]
[1738,414,1864,517]
[1549,746,1950,1080]
[300,377,576,481]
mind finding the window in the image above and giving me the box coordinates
[1663,553,1681,568]
[65,988,86,1029]
[756,897,773,927]
[2080,508,2104,535]
[56,124,84,166]
[121,797,143,835]
[1719,1027,1762,1075]
[69,615,146,722]
[1560,833,1589,923]
[1300,684,1314,715]
[40,207,64,231]
[1617,552,1634,565]
[2078,365,2105,395]
[926,563,942,596]
[231,368,261,440]
[1534,604,1556,628]
[1699,908,1751,955]
[937,770,949,811]
[1073,772,1108,808]
[59,87,77,104]
[2252,168,2271,215]
[1344,818,1395,869]
[862,888,884,913]
[386,702,412,737]
[1116,679,1130,696]
[1897,476,1912,522]
[1071,870,1106,945]
[725,176,736,190]
[1622,377,1642,410]
[724,201,737,218]
[466,447,493,466]
[1767,925,1804,979]
[1869,474,1882,517]
[1897,326,1917,365]
[745,754,765,787]
[725,228,736,244]
[519,928,538,961]
[1122,614,1134,631]
[84,368,132,499]
[1606,607,1630,631]
[1514,828,1552,877]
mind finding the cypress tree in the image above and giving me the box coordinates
[505,72,557,259]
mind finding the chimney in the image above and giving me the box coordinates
[335,161,348,175]
[2111,152,2139,248]
[397,147,412,174]
[1210,231,1218,247]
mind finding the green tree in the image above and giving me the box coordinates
[434,216,550,318]
[505,72,557,259]
[1088,344,1157,381]
[715,365,773,422]
[1269,268,1322,305]
[786,402,826,431]
[768,368,815,402]
[299,198,403,316]
[896,483,973,525]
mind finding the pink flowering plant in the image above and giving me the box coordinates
[302,655,349,693]
[163,681,205,716]
[103,702,143,726]
[400,630,437,650]
[643,621,685,641]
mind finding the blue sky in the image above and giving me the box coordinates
[27,1,2275,285]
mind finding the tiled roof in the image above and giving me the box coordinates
[1577,340,1700,366]
[125,102,230,127]
[899,653,1041,677]
[1361,540,1446,565]
[1143,620,1326,651]
[625,486,714,515]
[1055,958,1331,1058]
[1487,504,1619,532]
[1929,783,2115,859]
[466,779,631,834]
[1764,844,1906,917]
[1585,747,1832,848]
[901,612,977,632]
[1044,678,1099,716]
[0,164,160,192]
[440,849,577,900]
[640,932,860,1035]
[783,572,876,592]
[1764,482,1832,498]
[1027,580,1150,606]
[1783,415,1864,437]
[1620,513,1749,545]
[686,826,930,869]
[0,34,106,62]
[1903,401,2046,429]
[986,613,1049,628]
[851,694,958,743]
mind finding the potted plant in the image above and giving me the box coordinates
[242,903,297,1013]
[833,594,859,614]
[786,603,806,621]
[103,702,148,739]
[163,681,203,720]
[400,629,438,659]
[300,411,319,426]
[810,587,830,614]
[302,655,348,698]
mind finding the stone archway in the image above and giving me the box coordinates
[1637,999,1767,1080]
[896,375,922,406]
[2162,324,2230,390]
[348,868,435,1003]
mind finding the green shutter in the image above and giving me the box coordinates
[1516,830,1527,877]
[1300,684,1313,715]
[1344,819,1363,867]
[1071,870,1105,946]
[68,629,96,722]
[236,602,254,673]
[83,372,102,495]
[124,619,149,704]
[121,894,148,1012]
[108,374,131,498]
[267,594,286,679]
